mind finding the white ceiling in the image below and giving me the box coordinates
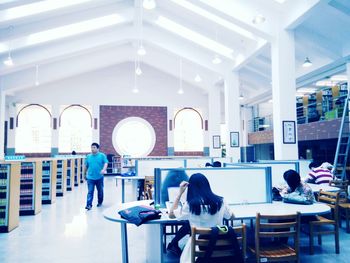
[0,0,350,104]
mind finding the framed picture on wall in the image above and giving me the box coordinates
[282,120,296,144]
[230,132,239,147]
[213,135,221,149]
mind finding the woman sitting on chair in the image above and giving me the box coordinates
[280,169,315,205]
[169,173,235,262]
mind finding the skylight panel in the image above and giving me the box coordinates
[27,14,125,46]
[170,0,257,41]
[155,16,234,59]
[0,0,92,22]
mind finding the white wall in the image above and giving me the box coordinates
[10,62,208,110]
[6,62,212,152]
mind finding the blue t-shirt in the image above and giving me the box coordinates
[85,152,108,180]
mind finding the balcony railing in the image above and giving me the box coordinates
[248,94,347,133]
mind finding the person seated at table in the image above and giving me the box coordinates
[204,161,222,167]
[305,161,334,184]
[168,173,235,262]
[280,169,315,204]
[161,169,189,207]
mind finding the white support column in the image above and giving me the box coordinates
[347,62,350,94]
[51,105,60,156]
[202,107,209,156]
[167,106,174,156]
[6,100,16,155]
[0,90,5,159]
[92,104,99,143]
[224,72,241,162]
[271,29,298,160]
[208,85,221,157]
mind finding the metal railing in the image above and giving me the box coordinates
[247,94,348,133]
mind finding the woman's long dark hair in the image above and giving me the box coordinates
[186,173,223,215]
[283,169,301,192]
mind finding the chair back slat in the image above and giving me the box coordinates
[254,212,300,263]
[260,222,297,229]
[318,190,340,217]
[259,231,297,238]
[191,224,246,263]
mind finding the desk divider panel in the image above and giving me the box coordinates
[184,158,212,168]
[135,159,185,177]
[298,159,312,178]
[225,161,299,187]
[155,167,272,207]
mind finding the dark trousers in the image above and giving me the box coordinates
[86,177,104,206]
[170,221,191,245]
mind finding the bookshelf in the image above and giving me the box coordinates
[66,159,74,191]
[73,158,80,187]
[56,159,67,197]
[79,158,84,183]
[19,161,42,216]
[0,162,20,232]
[41,159,57,204]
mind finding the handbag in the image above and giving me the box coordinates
[118,205,162,226]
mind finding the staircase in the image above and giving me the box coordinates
[333,90,350,180]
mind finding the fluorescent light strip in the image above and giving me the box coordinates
[27,14,125,46]
[170,0,257,41]
[0,0,92,22]
[155,16,234,59]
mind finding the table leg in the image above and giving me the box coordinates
[121,222,129,263]
[122,180,125,203]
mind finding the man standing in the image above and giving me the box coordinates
[84,143,108,210]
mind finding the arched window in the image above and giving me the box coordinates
[174,108,203,151]
[15,104,51,153]
[59,105,92,152]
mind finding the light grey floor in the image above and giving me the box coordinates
[0,177,349,263]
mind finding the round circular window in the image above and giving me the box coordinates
[112,117,156,157]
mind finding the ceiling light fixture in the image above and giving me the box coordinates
[252,14,266,24]
[239,94,244,100]
[302,57,312,67]
[3,26,14,66]
[143,0,156,10]
[194,74,202,82]
[212,55,222,64]
[135,65,142,75]
[137,45,146,56]
[3,54,13,66]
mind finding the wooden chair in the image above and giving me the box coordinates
[329,179,348,201]
[309,190,340,254]
[191,224,246,262]
[251,212,301,263]
[144,176,154,200]
[329,180,350,232]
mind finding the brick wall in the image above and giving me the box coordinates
[248,119,342,144]
[99,105,168,156]
[174,151,204,156]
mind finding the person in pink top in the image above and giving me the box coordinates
[305,162,334,184]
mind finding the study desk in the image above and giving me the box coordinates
[104,200,330,263]
[114,176,145,203]
[308,183,340,193]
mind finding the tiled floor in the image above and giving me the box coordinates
[0,177,349,263]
